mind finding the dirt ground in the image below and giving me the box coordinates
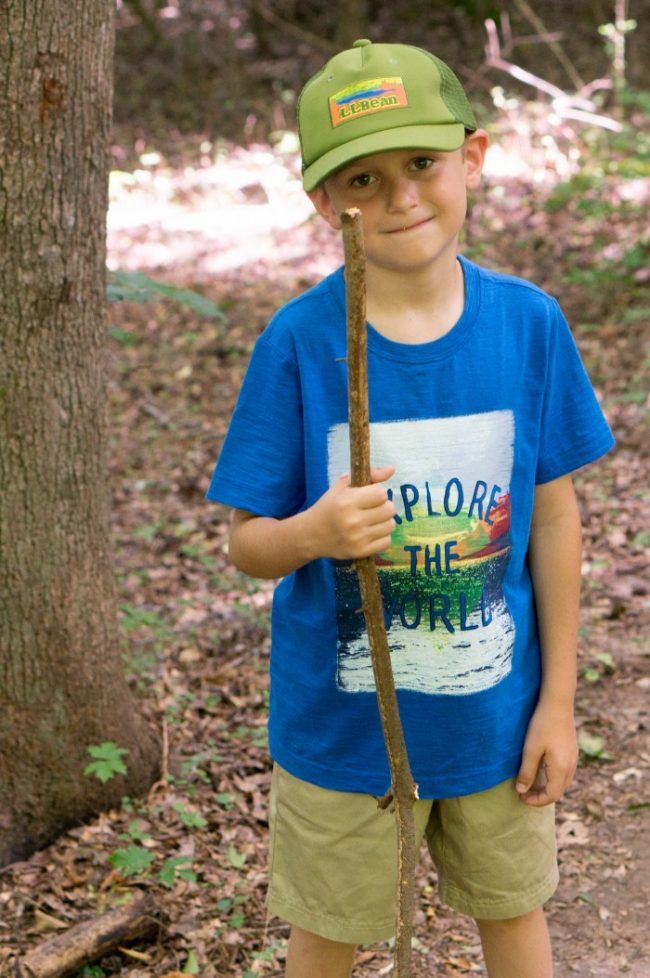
[1,4,649,977]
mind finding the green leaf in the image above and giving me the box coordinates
[582,667,601,683]
[628,802,650,814]
[578,732,603,757]
[595,652,615,672]
[215,792,234,809]
[252,948,276,961]
[227,845,247,868]
[172,801,208,829]
[83,742,129,783]
[182,950,200,975]
[132,523,161,541]
[109,845,155,877]
[578,731,615,762]
[107,326,139,347]
[120,820,152,843]
[107,270,226,321]
[230,912,246,928]
[158,856,197,888]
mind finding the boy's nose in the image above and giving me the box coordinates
[386,176,419,212]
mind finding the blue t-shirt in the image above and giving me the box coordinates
[207,256,614,798]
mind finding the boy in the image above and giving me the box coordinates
[207,40,614,978]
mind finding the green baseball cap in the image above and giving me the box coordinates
[297,39,477,191]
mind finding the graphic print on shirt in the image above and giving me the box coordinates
[327,411,515,695]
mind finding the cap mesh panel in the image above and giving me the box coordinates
[420,49,477,130]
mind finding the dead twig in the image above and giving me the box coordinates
[341,208,419,978]
[485,19,624,132]
[251,1,335,56]
[510,0,586,91]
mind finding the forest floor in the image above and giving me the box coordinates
[2,6,649,978]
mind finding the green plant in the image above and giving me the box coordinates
[84,742,129,783]
[180,540,218,570]
[179,748,221,785]
[108,326,139,347]
[109,845,156,876]
[215,791,234,810]
[107,270,226,321]
[598,10,637,102]
[182,950,200,975]
[578,731,615,762]
[132,522,163,541]
[233,723,268,749]
[158,856,198,887]
[119,603,173,639]
[581,651,616,684]
[216,895,249,933]
[172,801,208,829]
[227,844,247,868]
[119,819,152,843]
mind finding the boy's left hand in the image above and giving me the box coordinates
[515,700,578,806]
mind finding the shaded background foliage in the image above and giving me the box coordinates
[113,0,649,159]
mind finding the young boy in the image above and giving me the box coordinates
[207,40,615,978]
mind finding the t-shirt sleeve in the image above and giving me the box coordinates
[205,330,306,517]
[535,302,615,484]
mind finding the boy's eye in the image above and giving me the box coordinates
[349,172,376,188]
[411,156,435,171]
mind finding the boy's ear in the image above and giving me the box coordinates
[463,129,489,189]
[307,185,343,230]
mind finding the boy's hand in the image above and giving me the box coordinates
[516,698,578,806]
[307,464,396,561]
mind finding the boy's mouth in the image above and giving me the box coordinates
[385,217,432,234]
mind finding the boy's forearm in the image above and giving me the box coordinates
[228,509,319,579]
[228,467,397,579]
[527,476,582,708]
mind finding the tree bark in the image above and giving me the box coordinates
[342,209,418,978]
[0,0,159,866]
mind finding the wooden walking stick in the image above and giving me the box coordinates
[341,208,419,978]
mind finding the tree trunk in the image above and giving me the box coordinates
[0,0,159,866]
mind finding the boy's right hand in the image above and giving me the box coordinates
[306,465,396,561]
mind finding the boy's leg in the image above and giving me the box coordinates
[426,779,558,978]
[476,906,553,978]
[285,926,356,978]
[267,765,433,971]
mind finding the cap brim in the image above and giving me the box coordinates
[302,122,467,191]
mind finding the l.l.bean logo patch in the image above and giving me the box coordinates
[329,76,408,127]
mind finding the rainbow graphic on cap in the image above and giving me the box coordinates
[329,76,408,127]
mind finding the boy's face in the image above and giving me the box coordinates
[308,131,488,278]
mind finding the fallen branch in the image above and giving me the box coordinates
[485,19,624,132]
[341,208,419,978]
[15,891,160,978]
[251,1,335,56]
[510,0,585,90]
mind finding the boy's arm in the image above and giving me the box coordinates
[228,465,396,579]
[516,473,581,807]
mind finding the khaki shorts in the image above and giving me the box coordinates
[267,764,558,944]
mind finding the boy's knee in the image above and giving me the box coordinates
[286,925,356,978]
[475,906,545,931]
